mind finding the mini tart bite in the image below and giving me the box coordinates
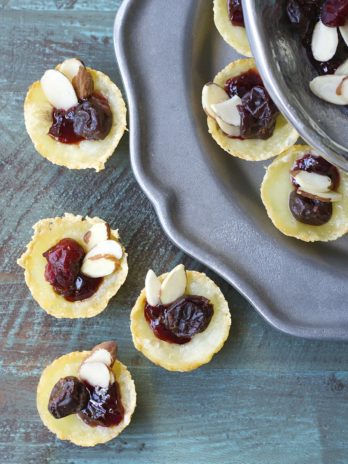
[130,265,231,371]
[214,0,252,57]
[24,58,127,171]
[202,59,298,161]
[261,145,348,242]
[17,213,128,318]
[37,341,136,447]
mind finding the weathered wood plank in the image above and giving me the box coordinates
[0,0,120,11]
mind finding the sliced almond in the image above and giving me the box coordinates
[85,341,117,367]
[160,264,187,305]
[339,22,348,48]
[216,116,241,137]
[202,83,229,118]
[311,21,338,62]
[40,69,78,110]
[145,269,161,306]
[59,58,84,81]
[84,239,123,260]
[211,95,242,126]
[335,59,348,75]
[294,171,332,194]
[83,222,111,251]
[81,240,122,277]
[81,256,116,278]
[309,75,348,105]
[79,361,110,388]
[72,66,94,100]
[89,341,117,365]
[297,188,342,202]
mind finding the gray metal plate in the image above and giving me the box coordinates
[114,0,348,339]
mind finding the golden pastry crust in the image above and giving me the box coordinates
[261,145,348,242]
[207,59,298,161]
[213,0,252,57]
[37,351,136,447]
[24,65,127,171]
[130,270,231,372]
[17,213,128,318]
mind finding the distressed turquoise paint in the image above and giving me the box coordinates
[0,1,348,463]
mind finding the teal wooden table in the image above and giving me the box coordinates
[1,1,348,463]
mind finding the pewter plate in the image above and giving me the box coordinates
[114,0,348,339]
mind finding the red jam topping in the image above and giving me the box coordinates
[321,0,348,27]
[286,0,348,75]
[49,93,112,144]
[144,295,214,344]
[78,381,124,427]
[43,238,102,302]
[228,0,244,27]
[224,69,279,140]
[289,154,340,226]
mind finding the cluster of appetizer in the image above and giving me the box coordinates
[18,214,231,445]
[286,0,348,105]
[24,58,126,171]
[207,2,348,242]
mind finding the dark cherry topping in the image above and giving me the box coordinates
[224,69,263,98]
[49,93,112,144]
[79,381,124,427]
[48,376,89,419]
[289,190,333,225]
[49,107,85,144]
[43,238,102,302]
[291,153,340,190]
[73,94,112,140]
[224,69,279,140]
[228,0,244,27]
[289,154,340,226]
[144,295,214,344]
[286,0,348,75]
[321,0,348,27]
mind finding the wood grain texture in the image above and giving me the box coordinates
[0,1,348,463]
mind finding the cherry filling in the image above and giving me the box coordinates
[78,381,125,427]
[228,0,244,27]
[224,69,279,139]
[43,238,102,302]
[48,376,125,428]
[286,0,348,75]
[289,154,340,226]
[144,295,214,344]
[49,93,112,144]
[321,0,348,27]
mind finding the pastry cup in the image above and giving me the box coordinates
[130,270,231,372]
[24,65,127,171]
[17,213,128,318]
[213,0,252,57]
[261,145,348,242]
[37,351,136,446]
[207,59,299,161]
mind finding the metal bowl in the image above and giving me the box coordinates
[243,0,348,171]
